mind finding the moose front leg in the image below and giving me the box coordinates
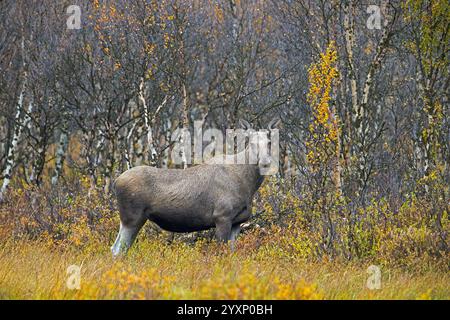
[230,224,241,251]
[214,216,232,242]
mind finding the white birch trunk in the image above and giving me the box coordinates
[139,78,157,165]
[0,90,32,201]
[343,0,358,126]
[162,118,172,169]
[51,116,69,186]
[139,77,168,167]
[125,121,137,170]
[180,84,190,169]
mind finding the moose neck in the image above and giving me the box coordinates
[240,145,265,191]
[236,163,265,193]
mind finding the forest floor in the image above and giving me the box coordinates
[0,238,448,300]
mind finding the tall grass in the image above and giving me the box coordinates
[0,239,448,300]
[0,174,448,299]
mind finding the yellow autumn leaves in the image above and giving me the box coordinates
[306,42,340,170]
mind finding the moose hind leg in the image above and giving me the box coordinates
[111,223,123,256]
[111,220,145,257]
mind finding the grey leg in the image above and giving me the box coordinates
[215,218,232,243]
[111,223,123,256]
[230,224,241,251]
[111,220,145,257]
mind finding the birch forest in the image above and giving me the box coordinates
[0,0,449,300]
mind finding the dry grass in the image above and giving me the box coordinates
[0,238,448,300]
[0,173,448,300]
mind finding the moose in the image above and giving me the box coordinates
[111,119,279,256]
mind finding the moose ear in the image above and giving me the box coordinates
[268,118,281,130]
[239,119,252,130]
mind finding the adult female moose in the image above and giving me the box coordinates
[111,119,279,256]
